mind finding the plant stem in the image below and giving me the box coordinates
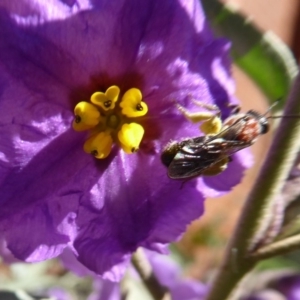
[205,70,300,300]
[131,248,169,300]
[251,234,300,260]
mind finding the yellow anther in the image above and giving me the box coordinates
[118,123,144,154]
[73,85,148,159]
[90,85,120,111]
[120,88,148,117]
[200,116,222,135]
[73,101,101,131]
[83,132,113,159]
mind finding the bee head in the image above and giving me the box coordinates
[247,110,269,135]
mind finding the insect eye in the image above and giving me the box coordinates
[260,119,269,134]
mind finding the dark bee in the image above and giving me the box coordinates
[161,103,272,180]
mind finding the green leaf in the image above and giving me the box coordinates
[256,256,300,271]
[202,0,298,106]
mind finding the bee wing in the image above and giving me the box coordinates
[168,151,224,179]
[168,140,249,180]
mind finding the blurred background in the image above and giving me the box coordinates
[176,0,300,281]
[2,1,300,299]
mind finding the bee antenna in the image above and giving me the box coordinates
[262,100,280,117]
[267,115,300,119]
[265,98,300,120]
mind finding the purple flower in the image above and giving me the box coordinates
[0,0,250,279]
[88,279,120,300]
[146,249,208,300]
[60,247,121,300]
[271,274,300,300]
[61,247,207,299]
[244,274,300,300]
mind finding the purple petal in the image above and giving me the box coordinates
[60,247,121,299]
[48,288,73,300]
[59,247,95,277]
[0,237,20,263]
[171,281,207,300]
[88,278,121,300]
[74,147,204,275]
[147,250,208,300]
[4,199,77,262]
[274,275,300,300]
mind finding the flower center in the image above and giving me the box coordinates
[72,85,148,159]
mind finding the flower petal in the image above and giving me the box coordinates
[73,145,204,275]
[147,250,208,300]
[3,199,77,262]
[0,0,248,277]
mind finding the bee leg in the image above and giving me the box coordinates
[175,102,217,123]
[189,98,221,117]
[227,104,241,115]
[174,101,223,135]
